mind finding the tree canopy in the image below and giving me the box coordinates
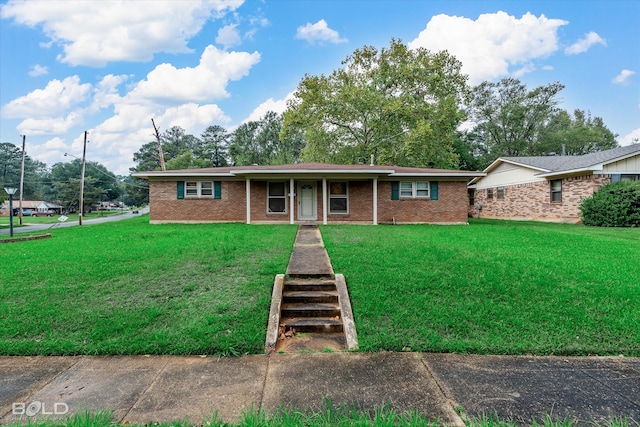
[281,39,468,168]
[467,77,565,158]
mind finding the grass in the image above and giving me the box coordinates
[4,408,637,427]
[0,216,297,355]
[0,210,126,229]
[321,219,640,356]
[2,217,639,356]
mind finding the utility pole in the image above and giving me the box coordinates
[79,131,87,226]
[151,118,166,171]
[18,135,26,225]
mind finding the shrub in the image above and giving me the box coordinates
[580,181,640,227]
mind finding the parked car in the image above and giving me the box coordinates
[31,210,56,217]
[21,209,34,216]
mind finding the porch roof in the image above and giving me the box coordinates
[133,162,485,179]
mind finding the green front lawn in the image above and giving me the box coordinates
[322,219,640,356]
[0,216,297,355]
[1,217,638,356]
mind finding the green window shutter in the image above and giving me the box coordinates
[177,181,185,199]
[214,181,222,199]
[430,181,439,200]
[391,182,399,200]
[611,174,621,183]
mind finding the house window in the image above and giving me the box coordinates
[621,174,639,181]
[468,189,475,206]
[268,181,287,214]
[185,181,216,198]
[329,181,348,214]
[487,188,493,199]
[497,186,505,199]
[551,179,562,203]
[399,181,430,198]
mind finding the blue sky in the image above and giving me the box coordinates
[1,0,638,175]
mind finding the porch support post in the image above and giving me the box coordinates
[373,178,378,225]
[289,178,295,224]
[322,178,328,225]
[245,178,251,224]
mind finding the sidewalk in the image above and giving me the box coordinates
[1,353,639,425]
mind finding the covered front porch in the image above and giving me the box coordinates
[244,177,380,225]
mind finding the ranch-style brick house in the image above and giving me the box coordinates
[133,162,485,225]
[468,144,640,223]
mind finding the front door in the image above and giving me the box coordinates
[298,182,317,221]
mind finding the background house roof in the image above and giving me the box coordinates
[500,144,640,173]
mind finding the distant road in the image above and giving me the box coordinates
[0,207,149,235]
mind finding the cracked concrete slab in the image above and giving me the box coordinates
[262,352,463,425]
[423,353,640,424]
[123,355,269,425]
[0,356,78,420]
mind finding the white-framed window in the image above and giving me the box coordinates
[329,181,348,214]
[497,186,505,199]
[268,181,287,214]
[399,181,430,198]
[185,181,213,197]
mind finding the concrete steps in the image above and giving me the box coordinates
[264,224,358,353]
[280,278,343,333]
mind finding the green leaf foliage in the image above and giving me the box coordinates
[580,181,640,227]
[281,39,468,168]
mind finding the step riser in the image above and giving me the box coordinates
[284,284,336,292]
[282,295,339,304]
[282,309,341,318]
[281,323,344,333]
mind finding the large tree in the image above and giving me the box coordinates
[48,159,119,212]
[200,125,230,167]
[229,111,304,165]
[0,142,48,203]
[535,109,618,155]
[281,39,468,168]
[467,77,565,159]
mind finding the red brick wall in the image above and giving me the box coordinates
[148,178,470,224]
[470,174,611,223]
[149,180,246,223]
[377,180,469,224]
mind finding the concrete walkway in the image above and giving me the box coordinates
[286,224,334,278]
[1,353,638,425]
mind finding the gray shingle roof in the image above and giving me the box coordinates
[501,144,640,173]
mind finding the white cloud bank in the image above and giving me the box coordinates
[408,11,568,85]
[5,45,260,174]
[0,0,244,66]
[295,19,348,45]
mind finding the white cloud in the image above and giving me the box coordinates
[295,19,348,45]
[408,11,568,85]
[1,76,91,119]
[28,64,48,77]
[243,92,294,123]
[0,0,244,66]
[612,69,636,85]
[620,128,640,146]
[565,31,606,55]
[129,45,260,103]
[17,112,83,136]
[217,23,242,49]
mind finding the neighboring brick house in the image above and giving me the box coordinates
[468,144,640,223]
[133,162,484,225]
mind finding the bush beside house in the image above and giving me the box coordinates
[580,181,640,227]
